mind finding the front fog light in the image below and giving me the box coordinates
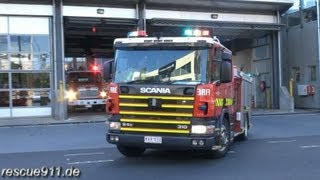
[114,136,119,141]
[191,125,207,134]
[192,140,198,146]
[198,140,205,146]
[108,122,121,130]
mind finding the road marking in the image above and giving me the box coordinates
[228,151,235,154]
[267,140,296,144]
[301,145,320,149]
[64,152,105,157]
[67,160,113,165]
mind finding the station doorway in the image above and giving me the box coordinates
[146,22,281,109]
[63,16,137,119]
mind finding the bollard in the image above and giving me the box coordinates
[289,78,293,97]
[59,80,64,102]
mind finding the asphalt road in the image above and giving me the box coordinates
[0,113,320,180]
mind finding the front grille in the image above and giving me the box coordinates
[119,94,194,135]
[79,89,98,98]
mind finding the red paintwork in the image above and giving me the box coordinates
[106,83,119,114]
[193,84,215,117]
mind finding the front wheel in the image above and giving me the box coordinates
[204,117,231,159]
[117,145,146,157]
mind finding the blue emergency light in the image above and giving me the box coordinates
[183,29,210,37]
[127,30,148,37]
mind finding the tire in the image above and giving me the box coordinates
[204,117,231,159]
[67,106,75,113]
[237,113,249,141]
[117,145,146,157]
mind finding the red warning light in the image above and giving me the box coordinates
[92,65,99,71]
[92,26,96,33]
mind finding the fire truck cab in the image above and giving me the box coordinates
[106,29,252,159]
[65,69,108,112]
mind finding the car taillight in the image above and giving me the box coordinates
[106,83,119,115]
[193,84,214,117]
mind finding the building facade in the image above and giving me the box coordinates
[282,0,320,108]
[0,0,294,120]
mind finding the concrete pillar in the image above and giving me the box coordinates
[53,0,67,120]
[272,32,280,109]
[137,0,146,31]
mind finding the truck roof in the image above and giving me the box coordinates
[114,36,231,53]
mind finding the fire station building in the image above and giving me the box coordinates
[0,0,318,120]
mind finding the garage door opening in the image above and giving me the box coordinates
[63,17,137,119]
[147,21,280,109]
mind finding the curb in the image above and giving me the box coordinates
[0,119,106,128]
[253,111,320,116]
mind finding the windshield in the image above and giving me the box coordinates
[67,72,101,83]
[114,49,208,84]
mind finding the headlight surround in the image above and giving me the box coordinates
[107,121,121,130]
[191,125,215,134]
[100,91,107,98]
[65,90,77,100]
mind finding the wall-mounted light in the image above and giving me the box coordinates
[97,8,105,14]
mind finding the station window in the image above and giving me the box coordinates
[309,66,317,81]
[0,73,9,89]
[303,7,317,23]
[0,53,9,70]
[0,36,8,51]
[0,16,52,118]
[0,17,8,34]
[253,45,270,60]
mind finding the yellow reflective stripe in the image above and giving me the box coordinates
[119,95,194,100]
[119,103,148,107]
[121,118,190,124]
[119,103,193,109]
[120,111,192,117]
[215,98,233,107]
[161,104,193,109]
[121,127,189,134]
[215,98,223,107]
[226,98,234,106]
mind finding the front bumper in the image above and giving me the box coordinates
[106,132,216,150]
[68,99,106,106]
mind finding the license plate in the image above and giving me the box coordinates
[85,104,92,108]
[144,136,162,144]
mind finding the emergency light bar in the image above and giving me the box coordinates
[184,29,210,37]
[127,30,148,37]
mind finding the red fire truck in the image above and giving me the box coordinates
[105,29,252,158]
[65,68,108,112]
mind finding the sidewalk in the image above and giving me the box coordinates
[0,108,319,127]
[252,108,320,116]
[0,112,108,127]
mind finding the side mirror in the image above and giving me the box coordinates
[220,61,232,83]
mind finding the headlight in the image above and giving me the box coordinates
[100,91,107,98]
[107,121,121,130]
[65,90,77,100]
[191,125,215,134]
